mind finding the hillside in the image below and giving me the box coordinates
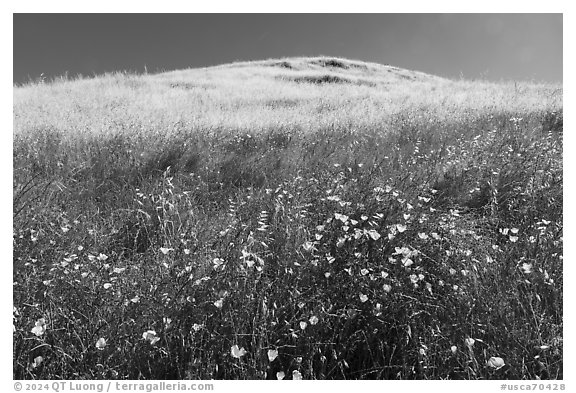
[13,57,563,380]
[13,56,560,138]
[13,56,561,191]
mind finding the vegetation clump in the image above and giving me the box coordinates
[13,58,562,380]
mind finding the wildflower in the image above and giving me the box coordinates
[359,293,368,303]
[520,263,533,274]
[394,247,407,255]
[396,224,407,233]
[309,315,319,325]
[191,323,203,332]
[302,242,315,252]
[292,370,303,380]
[103,283,112,290]
[487,356,505,370]
[418,232,429,240]
[402,258,414,267]
[276,371,286,380]
[451,346,457,354]
[96,253,108,261]
[95,338,107,350]
[299,321,307,330]
[383,284,392,293]
[360,268,369,276]
[214,299,224,309]
[509,236,518,243]
[31,318,46,336]
[367,229,381,241]
[231,345,247,358]
[142,330,160,345]
[267,349,279,362]
[113,267,126,274]
[212,258,225,270]
[334,213,349,223]
[31,356,43,368]
[159,247,172,255]
[465,337,475,348]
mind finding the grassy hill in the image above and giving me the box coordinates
[13,57,563,380]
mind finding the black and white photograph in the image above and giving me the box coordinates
[11,9,565,385]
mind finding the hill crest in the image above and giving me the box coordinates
[153,56,446,86]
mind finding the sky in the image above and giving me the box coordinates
[13,14,562,84]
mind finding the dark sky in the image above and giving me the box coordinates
[13,14,563,84]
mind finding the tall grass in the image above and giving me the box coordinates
[13,57,562,379]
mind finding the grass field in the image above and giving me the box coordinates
[13,56,563,380]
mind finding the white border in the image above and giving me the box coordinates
[4,4,571,392]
